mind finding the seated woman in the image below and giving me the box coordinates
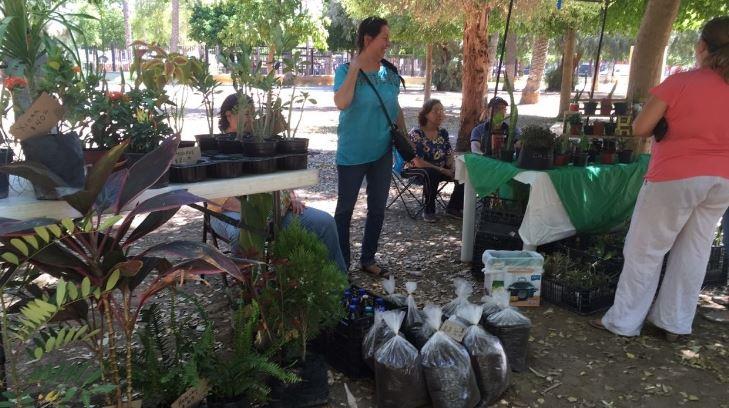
[404,99,464,222]
[208,94,347,274]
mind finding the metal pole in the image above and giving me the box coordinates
[493,0,515,98]
[590,0,610,99]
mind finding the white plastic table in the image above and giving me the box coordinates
[0,169,319,220]
[455,155,576,261]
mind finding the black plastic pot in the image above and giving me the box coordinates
[277,138,309,154]
[603,140,616,152]
[583,124,595,136]
[584,101,598,115]
[573,153,589,167]
[618,149,634,163]
[195,134,218,152]
[244,157,277,174]
[125,152,170,188]
[218,139,244,154]
[21,132,86,199]
[178,140,196,148]
[605,122,617,136]
[269,353,329,408]
[277,154,308,171]
[613,102,628,115]
[242,140,277,157]
[0,148,13,199]
[499,150,515,162]
[208,158,244,178]
[170,160,209,183]
[516,147,554,170]
[206,394,250,408]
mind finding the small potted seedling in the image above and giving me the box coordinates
[584,99,598,115]
[569,87,583,112]
[573,135,591,167]
[516,126,555,170]
[600,81,618,116]
[568,113,583,136]
[600,138,617,164]
[553,133,572,167]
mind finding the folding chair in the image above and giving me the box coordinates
[386,151,449,219]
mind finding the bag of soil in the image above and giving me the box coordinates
[403,282,433,349]
[485,300,531,373]
[375,310,430,408]
[480,295,502,325]
[362,311,395,370]
[420,305,481,408]
[382,275,407,309]
[443,278,473,318]
[457,303,510,405]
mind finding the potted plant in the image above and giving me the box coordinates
[497,75,519,162]
[553,133,572,167]
[605,117,617,136]
[569,87,583,112]
[584,100,598,115]
[573,135,591,167]
[600,81,618,115]
[1,1,88,198]
[617,137,635,163]
[278,52,314,157]
[583,121,595,136]
[201,301,299,407]
[593,120,605,136]
[516,125,555,170]
[256,220,348,407]
[0,135,248,406]
[190,61,222,152]
[568,112,582,136]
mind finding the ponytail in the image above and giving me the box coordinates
[701,16,729,84]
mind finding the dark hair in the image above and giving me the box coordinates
[418,99,442,127]
[218,93,254,132]
[488,97,508,108]
[701,16,729,83]
[356,17,388,52]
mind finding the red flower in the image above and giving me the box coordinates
[72,66,81,73]
[106,91,126,101]
[3,76,28,90]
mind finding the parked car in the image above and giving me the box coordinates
[577,63,593,77]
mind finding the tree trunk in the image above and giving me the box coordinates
[559,29,577,115]
[424,43,433,101]
[267,47,276,73]
[170,0,180,52]
[503,31,517,91]
[456,5,491,152]
[122,0,132,58]
[626,0,680,102]
[484,33,499,91]
[520,35,549,105]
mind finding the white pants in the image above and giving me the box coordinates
[602,176,729,336]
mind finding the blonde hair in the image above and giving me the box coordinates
[702,16,729,83]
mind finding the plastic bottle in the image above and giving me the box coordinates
[364,305,374,317]
[349,304,359,321]
[375,297,386,312]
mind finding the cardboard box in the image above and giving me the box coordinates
[482,250,544,307]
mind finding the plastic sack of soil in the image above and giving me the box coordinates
[457,302,510,405]
[374,310,430,408]
[362,311,395,370]
[443,278,473,318]
[383,275,407,309]
[480,295,502,325]
[420,304,481,408]
[403,282,433,349]
[485,299,531,373]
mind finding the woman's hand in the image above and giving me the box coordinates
[289,191,306,215]
[412,157,429,168]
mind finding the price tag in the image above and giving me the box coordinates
[173,146,201,165]
[9,93,64,141]
[440,319,467,343]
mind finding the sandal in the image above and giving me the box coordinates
[588,319,608,332]
[361,264,390,278]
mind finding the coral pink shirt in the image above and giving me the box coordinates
[645,68,729,182]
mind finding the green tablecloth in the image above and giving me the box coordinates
[464,153,650,234]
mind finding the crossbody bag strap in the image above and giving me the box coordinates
[358,69,398,130]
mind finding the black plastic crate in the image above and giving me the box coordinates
[322,315,374,379]
[542,277,618,315]
[477,196,526,229]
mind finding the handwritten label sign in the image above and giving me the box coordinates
[170,380,209,408]
[173,146,201,165]
[9,93,64,141]
[440,319,467,343]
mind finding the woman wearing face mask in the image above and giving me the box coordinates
[593,16,729,340]
[333,17,406,277]
[405,99,464,222]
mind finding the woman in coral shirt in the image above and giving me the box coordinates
[595,16,729,339]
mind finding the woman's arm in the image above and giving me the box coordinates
[632,96,668,137]
[333,61,361,110]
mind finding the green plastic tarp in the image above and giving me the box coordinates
[464,153,521,197]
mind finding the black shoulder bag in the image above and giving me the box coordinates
[358,69,416,162]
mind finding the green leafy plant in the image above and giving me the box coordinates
[202,301,299,403]
[503,75,519,151]
[578,135,591,153]
[567,112,582,126]
[190,63,222,137]
[259,219,347,361]
[519,125,556,151]
[0,135,249,405]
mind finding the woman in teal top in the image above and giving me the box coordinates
[333,16,407,277]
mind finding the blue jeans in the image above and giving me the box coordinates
[335,151,393,269]
[210,207,348,275]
